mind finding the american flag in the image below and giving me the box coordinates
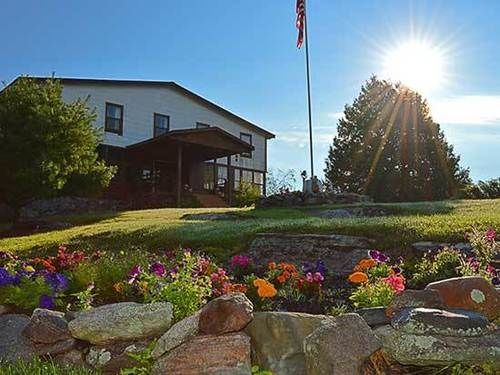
[296,0,306,48]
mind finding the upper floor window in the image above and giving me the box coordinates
[240,132,252,158]
[196,122,210,129]
[154,113,170,137]
[105,102,124,135]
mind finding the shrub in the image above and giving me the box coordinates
[409,247,462,288]
[235,181,261,207]
[350,279,396,308]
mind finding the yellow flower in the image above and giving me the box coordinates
[24,265,36,273]
[113,282,124,294]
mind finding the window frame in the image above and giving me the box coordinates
[153,113,170,138]
[105,102,124,135]
[239,132,252,158]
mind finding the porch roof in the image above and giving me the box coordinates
[126,127,254,162]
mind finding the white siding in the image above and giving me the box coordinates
[61,83,268,172]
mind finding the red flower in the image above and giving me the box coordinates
[383,274,405,294]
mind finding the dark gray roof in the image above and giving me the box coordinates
[6,76,275,139]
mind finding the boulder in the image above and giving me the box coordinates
[152,311,200,359]
[244,311,331,375]
[0,305,11,315]
[425,276,500,320]
[355,307,390,327]
[68,302,173,345]
[54,349,86,367]
[0,314,35,362]
[86,339,150,374]
[23,308,72,344]
[386,289,444,318]
[392,308,489,337]
[199,293,253,335]
[374,324,500,368]
[152,332,251,375]
[247,233,373,276]
[303,313,381,375]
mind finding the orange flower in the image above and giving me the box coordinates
[253,278,277,298]
[268,262,277,270]
[113,282,124,293]
[229,283,248,293]
[348,271,368,284]
[277,274,287,284]
[354,258,377,272]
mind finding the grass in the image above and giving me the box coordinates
[0,358,99,375]
[1,199,499,260]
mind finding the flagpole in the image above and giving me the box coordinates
[303,0,314,179]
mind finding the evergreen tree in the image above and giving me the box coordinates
[0,77,116,209]
[324,76,469,202]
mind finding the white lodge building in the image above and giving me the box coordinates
[32,78,275,207]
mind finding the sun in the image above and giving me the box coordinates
[382,39,447,95]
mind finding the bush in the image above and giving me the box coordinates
[235,181,261,207]
[409,248,462,288]
[350,279,395,308]
[460,178,500,199]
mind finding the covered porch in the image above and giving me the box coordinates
[125,127,254,207]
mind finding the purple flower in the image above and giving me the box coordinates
[39,295,55,309]
[492,276,500,286]
[368,250,390,263]
[485,228,497,242]
[127,265,141,284]
[0,267,14,286]
[315,259,327,276]
[45,273,69,293]
[302,259,327,276]
[150,262,166,277]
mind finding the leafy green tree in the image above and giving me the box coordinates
[0,77,115,209]
[324,76,470,202]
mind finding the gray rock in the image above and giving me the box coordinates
[244,311,331,375]
[0,305,11,315]
[374,324,500,368]
[54,349,86,367]
[152,311,200,359]
[386,289,444,318]
[247,233,373,276]
[33,338,77,356]
[315,207,388,219]
[392,308,490,337]
[68,302,173,345]
[23,308,72,344]
[86,339,150,374]
[355,307,390,327]
[303,313,381,375]
[0,314,35,362]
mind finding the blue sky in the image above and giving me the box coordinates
[2,0,500,181]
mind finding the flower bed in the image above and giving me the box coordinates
[0,229,498,320]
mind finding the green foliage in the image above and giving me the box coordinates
[460,178,500,199]
[251,365,274,375]
[120,342,155,375]
[0,276,52,310]
[266,168,299,195]
[329,303,350,316]
[0,357,99,374]
[235,181,262,207]
[0,77,115,207]
[409,248,462,288]
[324,76,470,202]
[445,362,496,375]
[349,279,395,308]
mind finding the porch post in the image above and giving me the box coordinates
[227,155,233,206]
[177,144,182,207]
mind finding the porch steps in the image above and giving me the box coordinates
[193,193,229,208]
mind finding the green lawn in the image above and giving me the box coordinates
[1,199,500,260]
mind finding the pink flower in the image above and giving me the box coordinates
[313,272,324,283]
[127,265,141,284]
[230,255,251,268]
[383,274,405,294]
[485,228,497,242]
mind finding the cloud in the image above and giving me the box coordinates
[430,95,500,125]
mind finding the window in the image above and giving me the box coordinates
[105,102,124,135]
[154,113,170,137]
[240,133,252,158]
[196,122,210,129]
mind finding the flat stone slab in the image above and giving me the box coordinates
[247,233,373,275]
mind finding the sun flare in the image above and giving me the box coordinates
[382,39,447,95]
